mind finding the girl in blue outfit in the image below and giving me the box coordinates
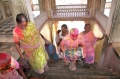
[45,40,59,62]
[40,34,59,62]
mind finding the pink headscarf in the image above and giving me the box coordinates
[70,28,79,40]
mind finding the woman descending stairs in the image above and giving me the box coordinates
[27,60,120,79]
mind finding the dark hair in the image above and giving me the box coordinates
[61,24,67,29]
[85,24,91,27]
[16,13,28,24]
[57,30,61,34]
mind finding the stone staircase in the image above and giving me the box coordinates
[0,17,15,43]
[0,17,15,35]
[27,60,120,79]
[1,15,119,79]
[0,43,120,79]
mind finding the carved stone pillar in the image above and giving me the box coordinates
[38,0,53,18]
[38,0,45,12]
[107,0,119,43]
[38,0,47,11]
[88,0,101,17]
[21,0,34,23]
[87,0,96,17]
[46,0,52,18]
[106,0,117,36]
[87,0,93,9]
[96,0,101,10]
[0,0,7,20]
[10,0,34,24]
[100,0,106,13]
[51,0,56,10]
[9,0,22,25]
[25,0,34,23]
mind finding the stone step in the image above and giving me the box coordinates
[48,62,106,70]
[0,43,14,50]
[47,67,114,76]
[25,69,120,79]
[20,57,120,79]
[48,65,106,70]
[44,74,120,79]
[0,29,4,32]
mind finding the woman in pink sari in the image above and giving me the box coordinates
[79,24,104,68]
[61,28,83,70]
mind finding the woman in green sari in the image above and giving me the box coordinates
[13,13,48,74]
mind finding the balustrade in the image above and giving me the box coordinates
[51,5,92,18]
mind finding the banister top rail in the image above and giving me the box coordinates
[56,4,87,9]
[56,4,87,6]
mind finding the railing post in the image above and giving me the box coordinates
[45,0,52,18]
[47,10,52,18]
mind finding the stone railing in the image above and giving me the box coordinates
[56,4,86,9]
[51,5,92,18]
[95,11,108,30]
[34,11,48,28]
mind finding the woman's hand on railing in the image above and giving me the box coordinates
[97,34,107,41]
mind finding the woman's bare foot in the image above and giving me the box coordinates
[69,61,76,71]
[64,61,70,66]
[44,65,49,71]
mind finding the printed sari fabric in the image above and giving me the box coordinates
[45,44,59,61]
[65,47,83,61]
[79,31,97,64]
[61,34,83,61]
[13,22,47,74]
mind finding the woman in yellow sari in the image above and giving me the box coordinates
[13,13,48,74]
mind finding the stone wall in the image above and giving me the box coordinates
[92,21,104,63]
[100,44,120,74]
[0,0,12,21]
